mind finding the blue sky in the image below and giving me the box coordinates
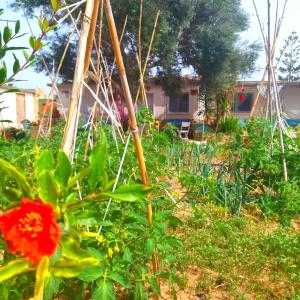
[2,0,300,92]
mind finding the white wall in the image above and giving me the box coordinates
[0,88,17,127]
[282,86,300,119]
[25,93,35,122]
[0,88,36,128]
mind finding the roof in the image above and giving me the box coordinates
[237,80,300,87]
[0,84,36,94]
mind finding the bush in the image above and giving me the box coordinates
[218,116,242,134]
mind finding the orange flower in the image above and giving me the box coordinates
[0,198,60,264]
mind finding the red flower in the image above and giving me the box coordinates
[0,198,60,264]
[239,95,246,101]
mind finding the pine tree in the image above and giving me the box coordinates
[277,31,300,81]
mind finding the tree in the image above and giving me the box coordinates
[277,31,300,81]
[11,0,194,86]
[10,0,259,99]
[178,0,259,100]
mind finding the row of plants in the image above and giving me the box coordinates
[163,117,300,225]
[0,110,186,299]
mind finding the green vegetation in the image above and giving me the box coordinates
[177,203,300,299]
[0,114,299,299]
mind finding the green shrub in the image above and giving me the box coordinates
[218,116,242,134]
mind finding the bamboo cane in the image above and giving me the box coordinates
[62,0,94,157]
[84,0,100,72]
[134,11,160,106]
[103,0,160,285]
[138,0,143,67]
[250,0,288,118]
[270,65,288,181]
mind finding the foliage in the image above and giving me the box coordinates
[10,0,259,99]
[218,116,242,135]
[277,31,300,81]
[178,203,300,298]
[0,123,183,298]
[178,0,260,98]
[0,6,58,89]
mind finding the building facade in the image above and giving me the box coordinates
[57,80,300,123]
[0,86,40,128]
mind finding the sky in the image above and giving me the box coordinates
[2,0,300,92]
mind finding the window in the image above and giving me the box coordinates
[233,93,253,112]
[169,94,189,113]
[146,93,154,113]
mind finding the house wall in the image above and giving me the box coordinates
[281,86,300,119]
[232,84,264,120]
[0,89,17,127]
[0,88,37,128]
[58,81,300,123]
[59,84,99,120]
[232,83,300,120]
[149,85,199,120]
[25,93,36,122]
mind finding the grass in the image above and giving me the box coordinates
[176,203,300,299]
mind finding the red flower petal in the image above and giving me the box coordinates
[0,198,60,264]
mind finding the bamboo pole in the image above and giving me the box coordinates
[270,65,288,181]
[62,0,94,157]
[103,0,160,284]
[84,0,100,72]
[250,0,287,118]
[134,11,160,106]
[267,0,272,121]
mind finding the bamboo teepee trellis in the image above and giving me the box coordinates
[250,0,288,181]
[60,0,160,291]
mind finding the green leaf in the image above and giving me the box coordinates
[37,170,58,206]
[68,168,89,188]
[46,24,58,33]
[2,188,22,202]
[88,129,108,190]
[0,66,7,84]
[146,238,155,257]
[87,248,104,260]
[148,277,160,296]
[29,36,35,49]
[42,17,49,32]
[12,54,20,74]
[34,150,55,177]
[110,272,131,288]
[0,50,5,60]
[65,192,77,206]
[122,248,132,263]
[34,256,49,300]
[50,0,58,11]
[43,275,61,300]
[15,20,20,34]
[55,150,71,187]
[92,278,116,300]
[134,282,148,300]
[0,158,32,197]
[0,259,31,283]
[104,184,151,202]
[22,50,29,60]
[79,267,103,282]
[61,237,91,260]
[3,26,11,44]
[4,46,28,51]
[52,258,100,278]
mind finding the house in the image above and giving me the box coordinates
[58,76,202,122]
[233,81,300,122]
[57,79,300,124]
[0,86,42,128]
